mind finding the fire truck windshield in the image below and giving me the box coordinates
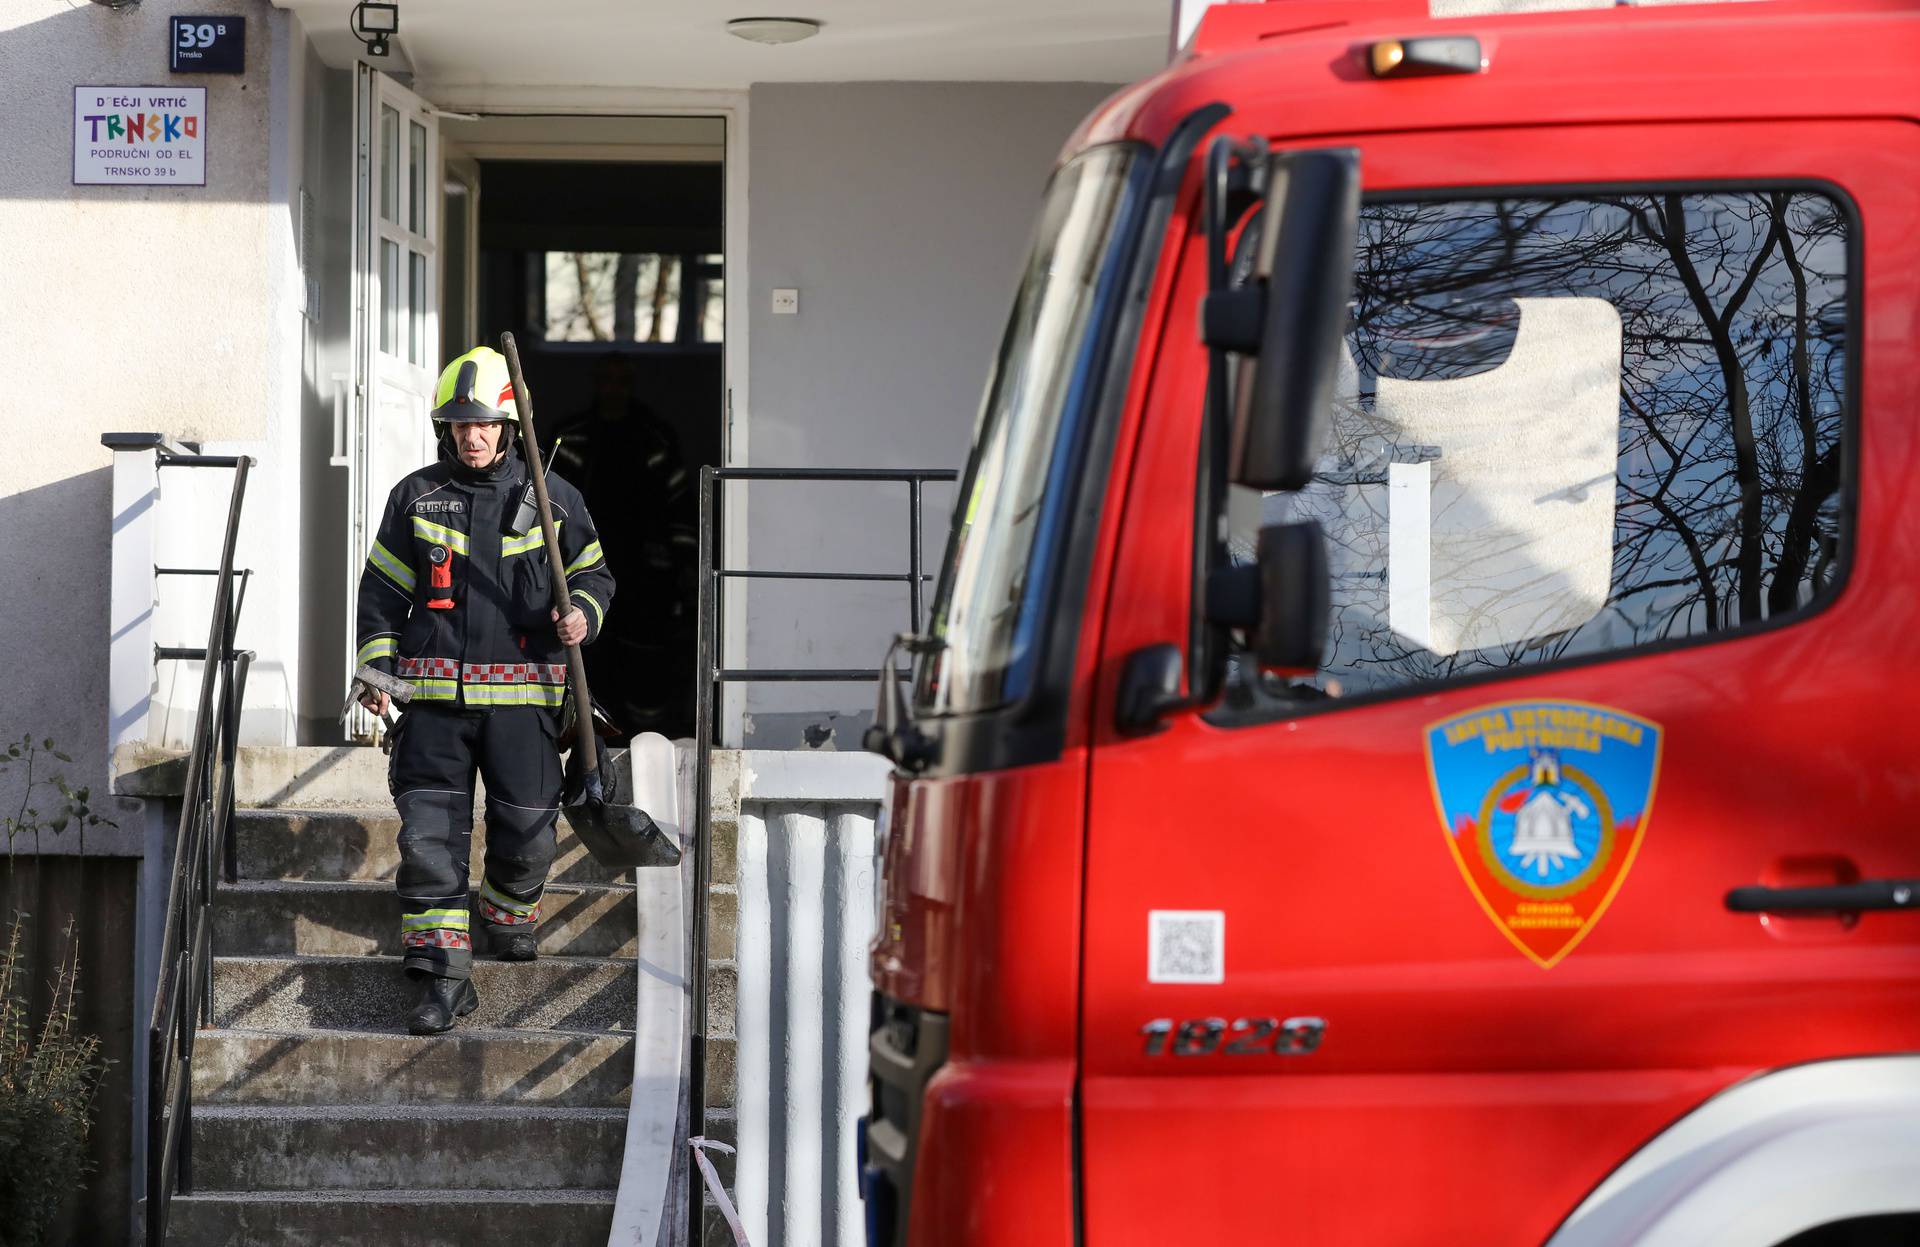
[917,144,1148,716]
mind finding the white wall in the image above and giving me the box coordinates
[0,0,308,847]
[741,81,1118,748]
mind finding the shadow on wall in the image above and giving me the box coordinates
[294,57,357,746]
[0,468,115,823]
[295,342,352,746]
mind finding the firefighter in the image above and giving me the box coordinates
[353,345,615,1035]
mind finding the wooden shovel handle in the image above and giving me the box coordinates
[499,332,599,778]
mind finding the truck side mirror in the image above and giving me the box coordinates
[1113,521,1329,734]
[1205,521,1329,672]
[1214,147,1361,492]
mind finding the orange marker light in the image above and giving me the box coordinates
[1368,35,1484,78]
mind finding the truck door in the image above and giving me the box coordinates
[1081,120,1920,1245]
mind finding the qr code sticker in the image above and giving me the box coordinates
[1148,910,1224,984]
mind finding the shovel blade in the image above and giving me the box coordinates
[562,800,683,869]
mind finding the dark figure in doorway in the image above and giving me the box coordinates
[557,353,698,738]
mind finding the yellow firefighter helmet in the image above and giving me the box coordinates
[431,346,520,427]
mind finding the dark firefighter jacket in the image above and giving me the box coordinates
[354,441,614,709]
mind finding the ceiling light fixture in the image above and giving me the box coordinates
[726,17,822,45]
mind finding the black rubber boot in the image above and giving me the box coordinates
[406,974,478,1035]
[494,930,538,962]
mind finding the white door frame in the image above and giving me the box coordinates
[418,86,753,745]
[346,62,444,740]
[440,146,482,365]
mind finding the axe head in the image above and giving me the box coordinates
[341,664,417,728]
[352,664,416,703]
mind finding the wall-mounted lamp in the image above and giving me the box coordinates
[725,17,822,45]
[352,1,400,58]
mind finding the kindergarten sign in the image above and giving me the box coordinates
[73,88,206,186]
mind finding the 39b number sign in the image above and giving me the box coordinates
[170,16,245,75]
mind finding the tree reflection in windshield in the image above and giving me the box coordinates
[1225,189,1849,711]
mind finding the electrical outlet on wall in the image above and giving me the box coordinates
[771,288,799,315]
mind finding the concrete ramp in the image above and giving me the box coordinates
[609,734,692,1247]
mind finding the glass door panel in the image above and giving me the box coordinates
[380,105,399,223]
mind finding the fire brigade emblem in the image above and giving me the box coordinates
[1424,700,1663,968]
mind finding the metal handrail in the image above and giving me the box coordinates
[688,465,956,1243]
[143,448,254,1246]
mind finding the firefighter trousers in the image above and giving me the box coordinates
[388,704,562,980]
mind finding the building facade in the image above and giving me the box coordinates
[1,1,1165,1238]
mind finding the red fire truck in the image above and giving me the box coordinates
[861,1,1920,1243]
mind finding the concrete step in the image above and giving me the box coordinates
[230,808,631,886]
[189,1104,627,1192]
[211,955,634,1032]
[163,1188,616,1247]
[192,1028,635,1107]
[118,742,674,811]
[213,880,637,959]
[115,744,394,808]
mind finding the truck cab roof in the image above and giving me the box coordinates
[1064,0,1920,160]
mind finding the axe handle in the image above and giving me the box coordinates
[499,332,600,780]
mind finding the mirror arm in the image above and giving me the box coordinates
[1118,135,1302,738]
[1183,134,1270,735]
[862,632,941,769]
[1118,521,1327,733]
[1204,134,1268,294]
[1116,639,1232,736]
[1117,138,1255,738]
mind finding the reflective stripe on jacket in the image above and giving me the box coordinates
[353,443,615,707]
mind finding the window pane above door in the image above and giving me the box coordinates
[535,252,720,344]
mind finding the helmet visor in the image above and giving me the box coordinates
[432,400,512,425]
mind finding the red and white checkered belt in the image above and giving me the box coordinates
[397,657,459,679]
[460,662,569,685]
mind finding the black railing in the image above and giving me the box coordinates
[688,466,956,1241]
[141,447,254,1246]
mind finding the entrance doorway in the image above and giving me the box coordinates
[444,118,728,742]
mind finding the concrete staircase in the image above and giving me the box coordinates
[167,805,638,1245]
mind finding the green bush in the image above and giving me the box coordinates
[0,918,105,1247]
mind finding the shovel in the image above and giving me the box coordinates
[499,331,682,870]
